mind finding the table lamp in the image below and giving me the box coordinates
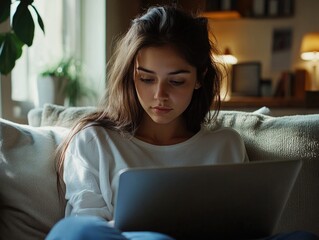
[216,47,238,101]
[219,47,238,65]
[300,32,319,91]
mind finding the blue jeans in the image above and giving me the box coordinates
[46,216,319,240]
[46,216,174,240]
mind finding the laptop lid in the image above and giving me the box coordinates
[114,160,302,240]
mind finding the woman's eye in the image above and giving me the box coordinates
[140,77,154,83]
[170,80,184,86]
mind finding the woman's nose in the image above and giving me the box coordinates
[154,82,169,100]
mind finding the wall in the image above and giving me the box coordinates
[210,0,319,92]
[106,0,140,62]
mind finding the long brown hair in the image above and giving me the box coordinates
[56,5,223,197]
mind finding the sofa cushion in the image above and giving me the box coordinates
[0,118,69,240]
[212,110,319,162]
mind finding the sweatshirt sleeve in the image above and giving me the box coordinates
[227,127,249,163]
[63,126,114,220]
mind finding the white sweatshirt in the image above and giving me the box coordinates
[64,125,248,220]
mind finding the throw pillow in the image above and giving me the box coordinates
[0,118,69,240]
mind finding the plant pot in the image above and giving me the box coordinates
[37,76,68,107]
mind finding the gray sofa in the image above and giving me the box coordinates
[0,103,318,240]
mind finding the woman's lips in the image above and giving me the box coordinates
[152,106,172,114]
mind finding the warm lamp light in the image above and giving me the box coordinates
[200,10,241,20]
[300,32,319,91]
[216,47,238,65]
[300,32,319,61]
[215,47,238,101]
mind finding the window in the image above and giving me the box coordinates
[11,1,64,104]
[3,0,106,122]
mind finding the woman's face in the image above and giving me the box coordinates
[134,45,200,126]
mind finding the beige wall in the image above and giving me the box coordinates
[210,0,319,90]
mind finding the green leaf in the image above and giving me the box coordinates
[0,32,25,75]
[11,33,24,59]
[0,0,11,23]
[31,5,45,34]
[21,0,34,5]
[12,2,35,46]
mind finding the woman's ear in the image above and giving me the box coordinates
[195,68,207,89]
[195,81,201,90]
[203,68,208,76]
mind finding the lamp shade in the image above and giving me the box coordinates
[300,32,319,61]
[216,47,238,64]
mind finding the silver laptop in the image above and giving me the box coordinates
[114,160,302,240]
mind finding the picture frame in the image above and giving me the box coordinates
[231,62,261,96]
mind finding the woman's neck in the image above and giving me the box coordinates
[135,116,195,146]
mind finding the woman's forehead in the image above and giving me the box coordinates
[135,45,194,71]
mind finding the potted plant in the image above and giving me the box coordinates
[0,0,44,75]
[38,58,96,107]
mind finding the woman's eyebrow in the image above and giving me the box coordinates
[137,67,191,75]
[168,70,191,75]
[136,67,155,74]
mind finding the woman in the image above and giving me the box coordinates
[46,6,318,240]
